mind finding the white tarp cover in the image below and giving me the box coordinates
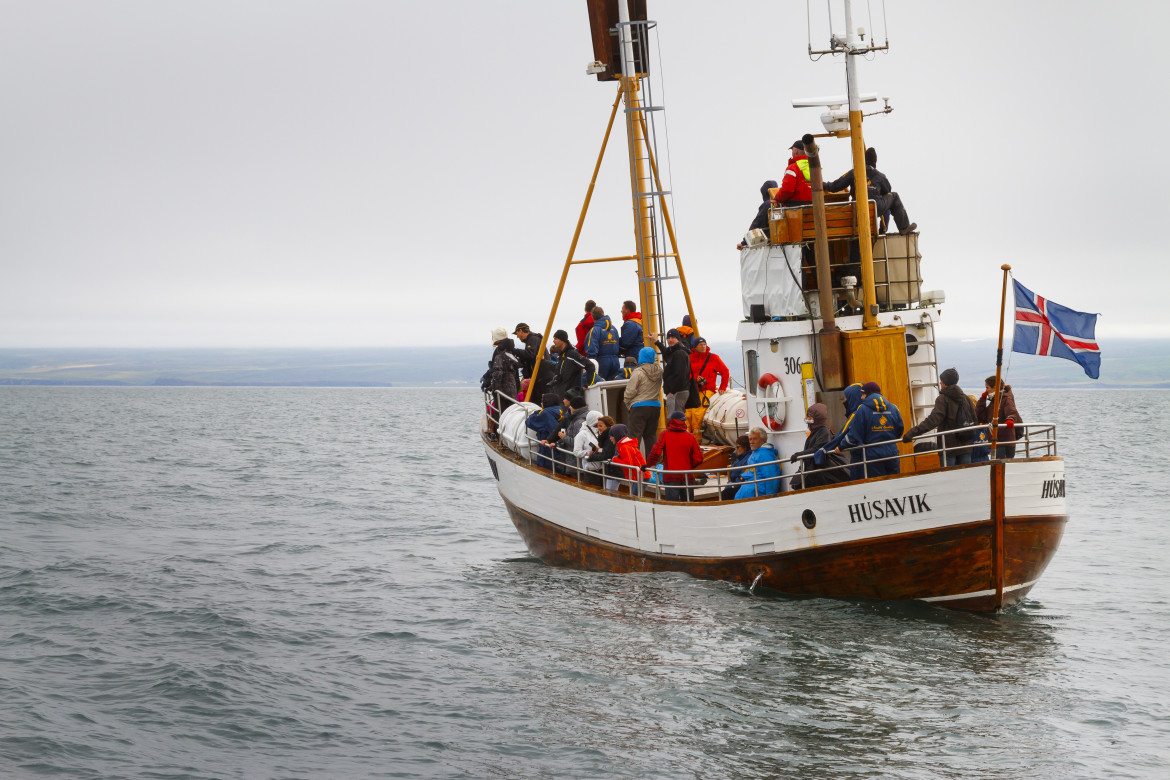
[499,401,539,460]
[739,244,808,319]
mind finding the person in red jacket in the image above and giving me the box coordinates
[686,338,730,436]
[574,299,595,353]
[610,423,647,496]
[648,411,703,502]
[773,140,812,205]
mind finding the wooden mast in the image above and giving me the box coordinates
[990,264,1012,454]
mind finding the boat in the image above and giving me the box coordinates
[481,0,1067,612]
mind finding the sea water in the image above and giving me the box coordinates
[1,387,1167,779]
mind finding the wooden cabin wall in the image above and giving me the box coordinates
[840,326,919,473]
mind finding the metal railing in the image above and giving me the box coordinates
[483,389,1058,503]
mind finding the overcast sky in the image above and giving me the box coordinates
[2,0,1167,348]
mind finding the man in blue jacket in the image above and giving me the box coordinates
[585,305,622,381]
[735,427,782,499]
[526,393,566,470]
[820,381,904,478]
[618,300,643,367]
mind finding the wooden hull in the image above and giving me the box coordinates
[504,498,1064,611]
[486,439,1068,612]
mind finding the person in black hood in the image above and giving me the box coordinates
[652,328,692,416]
[903,367,976,466]
[789,402,850,489]
[825,147,916,235]
[738,179,779,249]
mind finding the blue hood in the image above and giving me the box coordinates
[842,383,864,415]
[638,347,657,365]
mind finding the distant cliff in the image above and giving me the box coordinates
[0,341,1166,388]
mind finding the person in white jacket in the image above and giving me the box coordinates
[572,410,604,487]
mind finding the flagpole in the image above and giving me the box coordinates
[990,264,1011,456]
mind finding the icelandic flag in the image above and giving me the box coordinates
[1012,279,1101,379]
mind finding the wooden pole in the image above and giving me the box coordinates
[992,461,1005,610]
[803,134,836,333]
[989,264,1012,454]
[523,87,623,403]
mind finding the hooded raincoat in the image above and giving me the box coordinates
[585,315,621,380]
[823,384,904,478]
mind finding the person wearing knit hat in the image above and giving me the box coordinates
[648,408,703,502]
[902,367,976,467]
[491,326,507,344]
[861,381,881,397]
[677,315,698,350]
[549,329,592,401]
[524,392,568,471]
[653,329,692,416]
[687,337,730,436]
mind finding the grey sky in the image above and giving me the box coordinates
[2,1,1166,348]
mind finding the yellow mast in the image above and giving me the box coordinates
[636,112,697,340]
[521,5,695,406]
[522,88,623,403]
[622,74,662,342]
[843,0,879,330]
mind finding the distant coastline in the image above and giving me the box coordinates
[1,340,1167,389]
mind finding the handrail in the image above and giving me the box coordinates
[483,388,1058,502]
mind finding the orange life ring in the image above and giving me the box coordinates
[755,373,786,430]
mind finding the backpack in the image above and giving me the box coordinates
[951,396,976,443]
[686,352,712,410]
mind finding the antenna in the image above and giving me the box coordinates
[807,0,890,59]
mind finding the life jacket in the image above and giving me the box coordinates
[795,157,810,181]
